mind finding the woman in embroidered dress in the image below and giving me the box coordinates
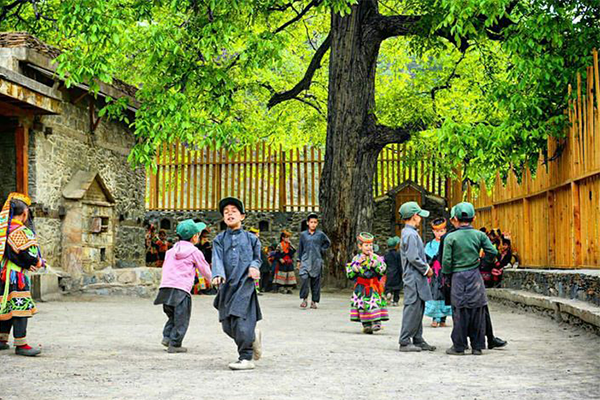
[346,232,388,334]
[273,230,297,294]
[0,193,43,356]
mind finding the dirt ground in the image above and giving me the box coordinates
[0,291,598,400]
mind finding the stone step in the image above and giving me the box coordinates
[502,268,600,306]
[487,288,600,334]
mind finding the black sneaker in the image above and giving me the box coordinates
[167,345,187,353]
[0,342,9,351]
[445,346,465,356]
[416,341,436,351]
[399,344,422,352]
[488,337,507,349]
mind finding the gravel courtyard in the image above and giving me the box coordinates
[0,291,598,400]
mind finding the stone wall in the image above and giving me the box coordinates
[502,269,600,306]
[29,98,146,274]
[0,120,17,202]
[146,191,448,258]
[145,210,315,251]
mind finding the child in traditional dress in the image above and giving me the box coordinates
[273,230,296,294]
[0,193,43,356]
[154,219,211,353]
[155,229,172,268]
[212,197,263,371]
[384,236,402,306]
[442,202,498,356]
[346,232,388,334]
[424,218,453,327]
[398,201,436,352]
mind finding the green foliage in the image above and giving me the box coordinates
[1,0,598,185]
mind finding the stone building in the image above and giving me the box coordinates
[0,32,147,291]
[147,180,448,255]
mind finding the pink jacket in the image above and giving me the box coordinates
[159,241,212,293]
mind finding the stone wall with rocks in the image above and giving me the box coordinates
[28,97,146,277]
[146,188,448,258]
[502,269,600,306]
[145,210,316,251]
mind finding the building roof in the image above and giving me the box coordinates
[62,171,116,204]
[0,31,138,100]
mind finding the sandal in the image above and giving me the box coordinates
[300,300,308,309]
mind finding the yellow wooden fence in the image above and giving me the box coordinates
[449,49,600,269]
[147,143,447,212]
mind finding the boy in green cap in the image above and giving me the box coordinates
[398,202,436,352]
[211,197,263,370]
[442,202,498,356]
[154,219,211,353]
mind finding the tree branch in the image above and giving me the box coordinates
[274,0,321,34]
[267,32,331,109]
[374,14,422,40]
[364,121,424,149]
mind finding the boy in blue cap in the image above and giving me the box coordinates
[212,197,263,370]
[398,202,436,353]
[442,202,498,355]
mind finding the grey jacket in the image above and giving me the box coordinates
[297,230,331,278]
[212,228,262,321]
[400,225,433,305]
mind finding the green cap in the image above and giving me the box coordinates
[387,236,400,247]
[176,219,202,240]
[399,201,430,219]
[450,206,457,219]
[454,202,475,219]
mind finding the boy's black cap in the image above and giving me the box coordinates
[306,213,319,221]
[219,197,246,215]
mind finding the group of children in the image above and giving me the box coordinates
[344,201,508,356]
[0,190,507,364]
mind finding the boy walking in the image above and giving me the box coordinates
[212,197,263,370]
[398,202,436,352]
[442,202,498,355]
[297,213,331,309]
[154,220,211,353]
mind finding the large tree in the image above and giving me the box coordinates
[2,0,598,280]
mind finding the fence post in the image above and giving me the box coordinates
[522,198,531,266]
[571,182,582,267]
[279,146,286,212]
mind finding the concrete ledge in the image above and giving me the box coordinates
[502,268,600,306]
[488,288,600,334]
[30,272,61,301]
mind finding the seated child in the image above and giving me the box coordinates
[346,232,388,334]
[154,219,211,353]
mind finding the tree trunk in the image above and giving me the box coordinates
[320,1,385,286]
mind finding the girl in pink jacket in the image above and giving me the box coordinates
[153,219,211,353]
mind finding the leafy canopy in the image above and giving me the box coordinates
[1,0,598,184]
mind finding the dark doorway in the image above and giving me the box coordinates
[0,117,17,204]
